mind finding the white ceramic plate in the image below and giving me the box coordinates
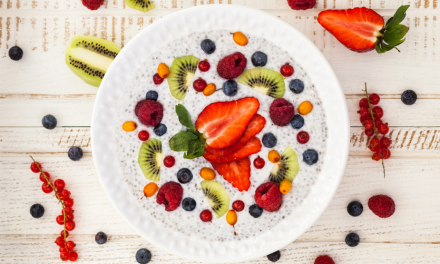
[91,5,349,263]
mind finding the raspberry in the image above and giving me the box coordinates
[217,52,247,79]
[156,182,183,212]
[81,0,104,10]
[287,0,316,10]
[135,99,164,127]
[269,98,295,126]
[368,195,395,218]
[254,182,282,212]
[314,255,335,264]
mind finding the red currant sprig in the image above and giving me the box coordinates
[30,156,78,262]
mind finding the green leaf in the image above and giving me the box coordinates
[384,24,409,46]
[386,5,409,29]
[175,104,195,131]
[375,42,387,54]
[184,138,205,159]
[169,131,198,151]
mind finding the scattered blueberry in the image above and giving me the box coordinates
[146,91,158,101]
[262,133,277,148]
[30,204,44,218]
[41,114,57,130]
[222,80,238,96]
[135,248,152,264]
[9,46,23,61]
[345,232,360,247]
[289,79,304,94]
[401,90,417,105]
[251,51,268,67]
[267,250,281,262]
[177,168,193,184]
[182,197,196,211]
[290,114,304,130]
[201,39,216,55]
[249,204,263,218]
[153,123,167,136]
[68,146,83,161]
[95,231,108,244]
[347,201,363,217]
[303,149,318,165]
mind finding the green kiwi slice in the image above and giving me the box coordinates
[124,0,154,12]
[269,145,299,185]
[167,55,200,100]
[65,36,121,87]
[138,138,163,182]
[237,67,286,98]
[201,180,230,218]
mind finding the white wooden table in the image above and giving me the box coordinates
[1,0,440,263]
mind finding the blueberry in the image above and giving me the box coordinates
[182,197,196,211]
[401,90,417,105]
[135,248,152,264]
[146,91,158,101]
[303,149,318,165]
[30,204,44,218]
[251,51,268,67]
[267,250,281,262]
[68,146,83,161]
[223,80,238,96]
[95,231,108,244]
[347,201,363,217]
[289,79,304,94]
[42,114,57,130]
[262,133,277,148]
[249,204,263,218]
[177,168,193,184]
[9,46,23,61]
[153,123,167,136]
[201,39,216,54]
[345,232,360,247]
[290,114,304,130]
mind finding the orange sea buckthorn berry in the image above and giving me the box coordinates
[232,31,248,46]
[157,63,169,79]
[143,182,159,198]
[122,121,137,132]
[200,167,216,180]
[268,150,281,163]
[298,101,313,115]
[279,179,292,194]
[226,210,237,226]
[203,83,216,96]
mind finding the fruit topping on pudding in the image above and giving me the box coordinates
[211,158,251,192]
[156,182,183,211]
[237,68,285,98]
[269,98,295,126]
[201,180,230,218]
[204,137,262,163]
[254,182,283,212]
[168,55,200,100]
[135,100,164,127]
[217,52,247,79]
[138,138,163,181]
[269,146,299,185]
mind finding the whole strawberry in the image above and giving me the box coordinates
[254,182,282,212]
[287,0,316,10]
[368,195,395,218]
[217,52,247,79]
[82,0,105,10]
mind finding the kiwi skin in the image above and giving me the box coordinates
[269,145,299,185]
[138,138,163,182]
[65,36,121,87]
[167,55,200,101]
[200,180,230,218]
[125,0,155,13]
[237,67,286,98]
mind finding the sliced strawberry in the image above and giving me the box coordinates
[196,97,260,149]
[211,157,251,192]
[204,137,262,163]
[205,114,266,156]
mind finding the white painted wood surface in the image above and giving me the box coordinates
[1,0,440,262]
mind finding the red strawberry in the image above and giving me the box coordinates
[205,114,266,156]
[318,6,409,53]
[204,137,262,163]
[211,157,251,192]
[81,0,104,10]
[196,97,260,149]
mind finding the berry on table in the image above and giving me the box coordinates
[138,130,150,141]
[375,118,383,128]
[59,247,68,253]
[30,204,45,218]
[314,255,335,264]
[372,106,383,119]
[359,107,370,117]
[249,204,263,218]
[153,73,164,85]
[203,83,216,96]
[303,149,319,165]
[375,147,388,159]
[64,207,73,214]
[368,138,380,152]
[368,195,395,218]
[383,148,391,159]
[69,251,78,262]
[200,210,212,222]
[63,197,74,207]
[143,182,159,198]
[157,63,169,79]
[200,39,216,54]
[9,46,23,61]
[226,210,237,225]
[267,250,281,262]
[288,0,316,10]
[68,146,83,161]
[135,248,152,264]
[146,91,158,101]
[31,162,42,173]
[66,213,74,221]
[39,172,50,182]
[289,79,304,94]
[232,200,245,212]
[60,251,70,261]
[177,168,193,184]
[345,232,360,247]
[54,179,65,190]
[163,155,175,168]
[81,0,104,10]
[42,114,57,130]
[198,60,210,72]
[253,156,265,169]
[153,123,167,136]
[297,101,313,115]
[297,131,310,144]
[364,119,374,130]
[262,133,277,148]
[360,116,371,126]
[280,63,294,77]
[55,236,65,247]
[42,182,53,193]
[347,201,363,217]
[372,152,381,161]
[268,150,281,163]
[401,90,417,105]
[380,137,391,148]
[182,197,197,211]
[222,80,238,96]
[279,179,292,194]
[232,31,248,46]
[193,78,207,92]
[290,114,305,129]
[95,231,108,244]
[365,129,374,137]
[251,51,268,67]
[199,167,216,181]
[66,241,76,250]
[359,98,369,108]
[122,121,137,132]
[56,215,64,225]
[378,123,389,134]
[65,221,75,231]
[369,93,380,105]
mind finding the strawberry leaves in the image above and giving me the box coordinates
[376,5,410,54]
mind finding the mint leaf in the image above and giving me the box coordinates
[384,24,409,46]
[176,104,195,131]
[184,138,205,159]
[385,5,409,29]
[169,131,198,151]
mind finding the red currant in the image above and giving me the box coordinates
[63,198,74,207]
[360,116,371,126]
[359,107,370,117]
[138,130,149,141]
[65,221,76,231]
[69,251,78,262]
[359,98,369,108]
[297,131,310,144]
[60,189,70,198]
[31,162,41,173]
[60,251,70,261]
[55,236,65,247]
[383,148,391,159]
[369,93,380,105]
[193,78,207,92]
[380,137,391,148]
[253,157,265,169]
[232,200,245,212]
[198,60,211,72]
[280,63,294,77]
[39,172,50,182]
[163,155,175,168]
[372,153,381,161]
[64,207,73,214]
[364,119,374,130]
[369,138,380,152]
[200,210,212,222]
[372,106,383,119]
[378,123,389,135]
[56,215,65,225]
[375,118,383,128]
[376,148,388,159]
[153,73,164,85]
[61,230,69,238]
[54,179,65,190]
[365,129,374,137]
[59,246,68,253]
[66,241,76,251]
[42,182,53,193]
[66,213,74,221]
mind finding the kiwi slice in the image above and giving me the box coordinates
[124,0,154,12]
[237,67,285,98]
[167,55,200,100]
[269,145,299,185]
[65,36,121,87]
[138,138,163,182]
[201,180,230,218]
